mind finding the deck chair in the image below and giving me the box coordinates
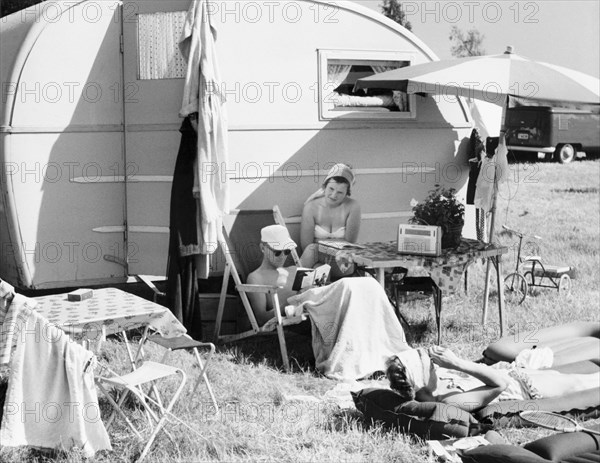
[272,205,302,267]
[213,208,307,371]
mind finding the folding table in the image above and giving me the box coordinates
[33,287,186,343]
[318,238,508,343]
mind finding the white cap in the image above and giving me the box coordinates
[260,225,297,250]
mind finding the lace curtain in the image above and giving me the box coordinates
[370,65,397,74]
[327,64,352,89]
[138,12,188,80]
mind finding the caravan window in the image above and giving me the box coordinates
[318,50,416,120]
[137,12,188,80]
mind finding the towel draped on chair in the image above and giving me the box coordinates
[0,290,111,457]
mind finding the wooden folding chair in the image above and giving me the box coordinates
[272,205,302,267]
[213,208,307,371]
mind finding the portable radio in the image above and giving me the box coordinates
[397,224,442,256]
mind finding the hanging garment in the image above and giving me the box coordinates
[179,0,229,256]
[473,155,496,213]
[466,128,486,205]
[165,118,205,339]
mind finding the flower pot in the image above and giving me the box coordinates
[441,224,464,249]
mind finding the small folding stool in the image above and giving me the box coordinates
[142,332,219,413]
[96,361,187,462]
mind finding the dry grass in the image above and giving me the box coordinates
[0,159,598,463]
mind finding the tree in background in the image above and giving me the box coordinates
[380,0,412,31]
[449,26,486,57]
[1,0,42,17]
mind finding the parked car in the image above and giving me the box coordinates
[505,106,600,164]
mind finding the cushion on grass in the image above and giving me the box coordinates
[475,388,600,427]
[483,321,600,365]
[524,427,600,461]
[351,388,488,439]
[462,426,600,463]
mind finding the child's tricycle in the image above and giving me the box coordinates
[502,224,573,304]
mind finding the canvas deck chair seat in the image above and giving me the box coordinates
[213,208,306,371]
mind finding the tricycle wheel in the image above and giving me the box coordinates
[523,271,535,287]
[558,274,572,294]
[504,273,528,305]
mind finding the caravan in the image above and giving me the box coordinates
[1,0,475,290]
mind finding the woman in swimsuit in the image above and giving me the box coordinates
[386,347,600,412]
[299,163,361,276]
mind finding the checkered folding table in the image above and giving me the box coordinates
[319,239,508,342]
[33,287,186,343]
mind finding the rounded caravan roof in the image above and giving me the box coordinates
[0,0,451,132]
[0,1,64,129]
[0,0,124,288]
[1,0,123,131]
[329,0,439,61]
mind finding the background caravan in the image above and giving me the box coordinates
[0,0,474,290]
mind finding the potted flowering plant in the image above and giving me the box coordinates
[410,185,465,248]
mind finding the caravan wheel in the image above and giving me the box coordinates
[555,144,575,164]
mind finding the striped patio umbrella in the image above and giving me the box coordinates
[355,47,600,107]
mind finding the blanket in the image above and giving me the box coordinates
[0,304,111,456]
[288,277,409,380]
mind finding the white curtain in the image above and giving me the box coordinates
[138,12,187,80]
[327,64,352,89]
[371,65,397,74]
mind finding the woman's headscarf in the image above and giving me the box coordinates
[395,348,433,390]
[304,163,355,204]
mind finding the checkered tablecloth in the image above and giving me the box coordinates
[322,239,507,293]
[33,287,186,342]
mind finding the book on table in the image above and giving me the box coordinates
[292,264,331,291]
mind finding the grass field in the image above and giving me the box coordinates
[1,159,598,463]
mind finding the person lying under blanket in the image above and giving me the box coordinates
[386,347,600,413]
[247,224,410,380]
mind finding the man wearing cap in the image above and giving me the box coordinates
[247,224,327,325]
[246,224,367,320]
[247,224,409,380]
